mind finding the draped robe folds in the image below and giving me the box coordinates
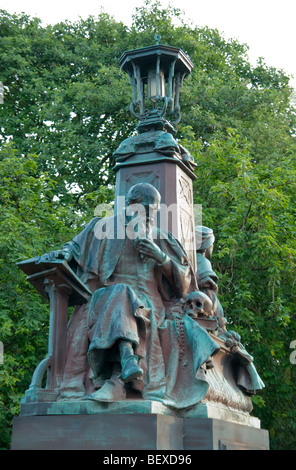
[60,214,220,408]
[196,252,265,395]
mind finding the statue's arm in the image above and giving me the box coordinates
[38,218,100,265]
[158,231,198,294]
[157,253,174,284]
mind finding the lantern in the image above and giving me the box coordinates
[119,37,193,128]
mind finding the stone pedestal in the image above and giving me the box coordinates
[183,417,269,450]
[11,400,269,450]
[114,154,197,270]
[11,328,269,450]
[11,414,183,451]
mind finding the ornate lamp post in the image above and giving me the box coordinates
[114,38,196,269]
[119,36,193,132]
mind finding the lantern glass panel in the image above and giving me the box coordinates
[148,69,165,103]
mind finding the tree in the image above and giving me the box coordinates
[0,1,295,449]
[0,143,81,448]
[0,10,132,203]
[181,128,296,448]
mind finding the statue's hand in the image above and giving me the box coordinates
[38,249,72,264]
[135,238,166,264]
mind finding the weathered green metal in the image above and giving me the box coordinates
[119,44,194,78]
[119,42,193,125]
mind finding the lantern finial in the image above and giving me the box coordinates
[154,33,161,45]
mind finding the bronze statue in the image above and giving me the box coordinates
[12,38,269,450]
[40,184,220,408]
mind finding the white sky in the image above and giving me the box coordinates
[1,0,296,88]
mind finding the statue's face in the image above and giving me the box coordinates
[126,198,159,238]
[125,184,161,238]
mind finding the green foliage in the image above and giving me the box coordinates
[0,0,295,449]
[0,143,81,448]
[181,128,296,449]
[0,9,132,204]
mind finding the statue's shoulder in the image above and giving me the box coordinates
[153,227,186,252]
[152,226,173,240]
[91,215,118,236]
[91,215,115,225]
[75,216,116,239]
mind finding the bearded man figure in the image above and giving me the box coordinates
[41,183,219,408]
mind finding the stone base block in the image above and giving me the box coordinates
[183,417,269,450]
[11,405,269,450]
[11,414,183,450]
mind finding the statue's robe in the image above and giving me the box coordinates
[59,215,219,408]
[196,252,225,322]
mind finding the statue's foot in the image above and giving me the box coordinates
[86,378,126,402]
[120,355,143,383]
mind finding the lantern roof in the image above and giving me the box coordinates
[119,43,194,78]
